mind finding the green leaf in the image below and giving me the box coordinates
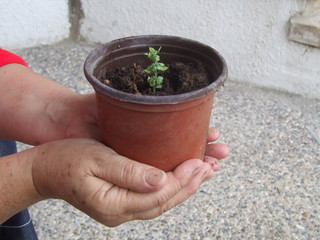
[156,76,163,88]
[144,46,168,94]
[148,62,165,72]
[150,54,160,62]
[149,47,158,54]
[147,76,157,87]
[144,66,153,73]
[157,63,168,71]
[152,62,160,71]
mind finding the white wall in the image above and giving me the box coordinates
[0,0,319,99]
[0,0,70,49]
[80,0,320,99]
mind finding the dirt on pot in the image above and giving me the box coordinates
[99,61,209,96]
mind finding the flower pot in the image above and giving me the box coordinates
[84,35,227,172]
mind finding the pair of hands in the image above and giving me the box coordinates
[0,64,229,226]
[32,125,228,227]
[30,92,229,226]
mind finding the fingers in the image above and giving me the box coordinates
[88,159,213,227]
[206,128,230,160]
[204,156,221,171]
[129,160,212,217]
[116,159,207,213]
[207,128,221,142]
[128,159,214,222]
[205,143,230,160]
[92,149,167,193]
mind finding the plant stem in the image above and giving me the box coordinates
[153,72,157,94]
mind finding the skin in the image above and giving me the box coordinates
[0,64,229,226]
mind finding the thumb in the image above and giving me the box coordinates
[93,151,167,193]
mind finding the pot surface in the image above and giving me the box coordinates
[84,35,227,171]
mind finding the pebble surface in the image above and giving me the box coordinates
[14,42,320,240]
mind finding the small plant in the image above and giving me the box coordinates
[144,47,168,94]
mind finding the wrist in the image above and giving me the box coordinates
[42,91,80,139]
[45,93,99,141]
[0,64,77,144]
[0,148,45,223]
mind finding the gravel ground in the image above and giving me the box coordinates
[14,42,320,240]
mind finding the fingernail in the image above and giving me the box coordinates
[145,168,165,186]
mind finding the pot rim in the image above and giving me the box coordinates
[84,35,228,105]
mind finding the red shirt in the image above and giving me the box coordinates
[0,48,28,67]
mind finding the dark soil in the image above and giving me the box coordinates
[99,61,209,96]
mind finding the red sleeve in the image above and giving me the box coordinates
[0,48,28,67]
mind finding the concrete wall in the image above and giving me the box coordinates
[0,0,319,99]
[80,0,320,99]
[0,0,70,49]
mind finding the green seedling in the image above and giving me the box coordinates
[144,47,168,94]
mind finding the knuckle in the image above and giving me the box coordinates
[153,191,171,207]
[121,160,137,186]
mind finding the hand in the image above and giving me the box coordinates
[32,138,223,227]
[0,64,100,145]
[204,128,230,171]
[56,93,100,140]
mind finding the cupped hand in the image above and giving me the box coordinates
[32,138,216,227]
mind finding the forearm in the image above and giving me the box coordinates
[0,147,44,223]
[0,64,78,145]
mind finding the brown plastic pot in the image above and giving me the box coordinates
[84,35,227,172]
